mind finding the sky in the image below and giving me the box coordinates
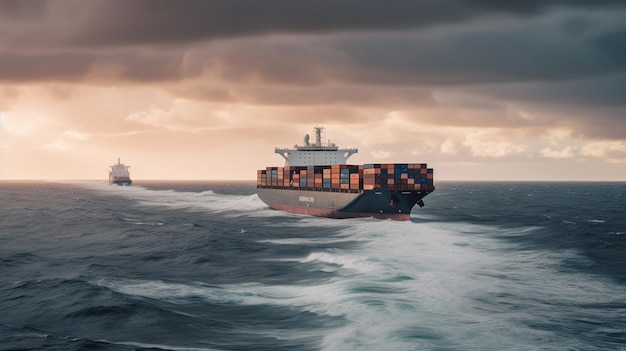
[1,0,625,181]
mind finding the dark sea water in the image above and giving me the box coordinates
[1,180,625,351]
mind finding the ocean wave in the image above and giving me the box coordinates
[79,181,274,218]
[97,340,223,351]
[4,181,625,351]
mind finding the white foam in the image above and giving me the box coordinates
[302,219,626,350]
[93,217,626,350]
[77,181,273,217]
[258,235,353,246]
[80,183,626,349]
[101,340,223,351]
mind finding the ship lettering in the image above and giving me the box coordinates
[299,196,315,203]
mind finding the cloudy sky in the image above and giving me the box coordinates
[1,0,625,180]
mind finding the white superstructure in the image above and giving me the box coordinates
[275,126,358,166]
[109,158,132,185]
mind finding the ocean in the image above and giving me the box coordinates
[1,181,625,351]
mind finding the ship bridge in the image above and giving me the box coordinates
[275,126,357,166]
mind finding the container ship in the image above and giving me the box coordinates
[256,126,434,220]
[109,158,132,186]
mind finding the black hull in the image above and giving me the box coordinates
[110,180,132,186]
[257,187,432,220]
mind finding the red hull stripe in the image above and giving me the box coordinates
[268,203,411,221]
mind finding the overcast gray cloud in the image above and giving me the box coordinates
[2,0,626,47]
[1,0,625,180]
[62,0,626,46]
[1,1,624,87]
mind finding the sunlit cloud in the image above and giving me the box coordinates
[440,139,462,155]
[4,114,52,136]
[41,130,90,151]
[581,141,626,163]
[371,150,393,159]
[63,129,90,140]
[126,106,172,129]
[463,130,528,158]
[43,140,71,150]
[540,146,576,159]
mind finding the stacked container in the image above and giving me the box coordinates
[362,163,433,191]
[257,163,434,192]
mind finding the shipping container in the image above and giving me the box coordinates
[257,163,433,192]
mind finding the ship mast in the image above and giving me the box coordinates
[314,125,323,147]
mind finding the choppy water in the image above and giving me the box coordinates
[1,181,625,350]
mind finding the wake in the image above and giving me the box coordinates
[77,181,271,217]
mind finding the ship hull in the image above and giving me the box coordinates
[257,187,430,221]
[110,179,132,186]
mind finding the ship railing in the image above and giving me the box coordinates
[256,185,362,194]
[274,147,358,152]
[256,184,434,193]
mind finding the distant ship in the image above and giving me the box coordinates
[109,158,132,186]
[256,126,435,220]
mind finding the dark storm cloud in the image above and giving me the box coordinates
[589,28,626,67]
[63,0,478,46]
[334,24,626,85]
[172,84,434,107]
[0,0,47,20]
[80,0,626,45]
[467,74,626,138]
[1,0,624,139]
[1,0,624,86]
[0,50,202,83]
[2,0,623,47]
[0,53,94,82]
[474,73,626,107]
[110,53,197,82]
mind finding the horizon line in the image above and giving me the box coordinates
[0,178,624,183]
